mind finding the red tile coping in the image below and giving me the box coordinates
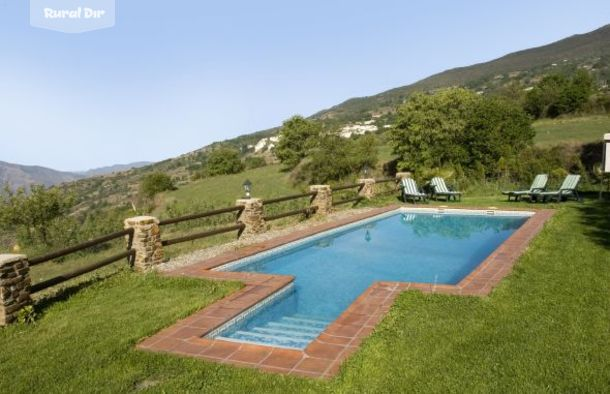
[137,205,555,378]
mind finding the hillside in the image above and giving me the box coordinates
[0,161,83,190]
[0,161,154,191]
[78,162,152,177]
[312,24,610,123]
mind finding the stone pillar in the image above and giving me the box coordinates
[0,254,32,326]
[395,172,412,180]
[357,178,376,199]
[124,216,163,272]
[309,185,333,215]
[236,198,266,237]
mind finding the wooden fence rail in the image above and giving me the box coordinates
[31,249,135,293]
[161,223,245,246]
[28,228,134,266]
[158,206,244,226]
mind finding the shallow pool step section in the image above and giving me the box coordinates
[217,315,332,349]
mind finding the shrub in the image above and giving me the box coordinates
[243,156,267,170]
[0,185,75,247]
[390,88,534,177]
[524,70,594,118]
[294,133,379,184]
[202,147,244,177]
[275,115,322,169]
[140,172,176,199]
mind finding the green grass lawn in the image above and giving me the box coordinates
[533,115,610,146]
[157,164,301,214]
[1,196,609,392]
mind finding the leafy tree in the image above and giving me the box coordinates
[0,185,75,246]
[557,69,594,114]
[464,96,534,174]
[295,133,378,184]
[390,88,534,177]
[274,115,322,169]
[203,147,244,176]
[525,70,594,118]
[390,88,479,172]
[140,172,176,199]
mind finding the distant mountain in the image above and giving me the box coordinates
[0,161,83,190]
[312,24,610,123]
[0,161,153,190]
[78,162,152,177]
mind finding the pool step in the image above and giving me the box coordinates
[217,315,332,349]
[266,322,322,333]
[251,327,318,340]
[280,316,329,328]
[228,331,311,349]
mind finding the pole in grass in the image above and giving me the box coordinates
[599,133,610,200]
[242,179,252,199]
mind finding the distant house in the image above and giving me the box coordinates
[339,122,378,138]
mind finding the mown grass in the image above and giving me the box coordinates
[1,196,609,392]
[157,164,300,213]
[533,115,610,146]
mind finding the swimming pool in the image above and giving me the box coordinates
[208,209,531,349]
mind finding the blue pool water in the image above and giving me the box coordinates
[211,211,529,349]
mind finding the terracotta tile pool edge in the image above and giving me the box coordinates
[137,206,555,379]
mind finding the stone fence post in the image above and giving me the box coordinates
[357,178,376,199]
[236,198,266,237]
[0,254,32,326]
[395,172,412,181]
[124,216,163,272]
[309,185,332,215]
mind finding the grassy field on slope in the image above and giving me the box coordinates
[533,115,610,146]
[1,198,608,392]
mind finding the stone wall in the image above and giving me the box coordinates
[124,216,163,272]
[0,254,32,326]
[236,198,266,237]
[309,185,333,215]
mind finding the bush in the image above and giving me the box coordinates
[243,156,267,170]
[294,133,378,184]
[202,147,244,177]
[140,172,176,199]
[525,70,594,118]
[390,88,534,177]
[0,185,75,247]
[275,115,322,169]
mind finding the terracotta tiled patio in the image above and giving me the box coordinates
[137,205,555,378]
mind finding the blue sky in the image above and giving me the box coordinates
[1,0,609,171]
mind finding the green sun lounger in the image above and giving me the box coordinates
[400,178,427,203]
[532,174,581,203]
[502,174,548,201]
[430,177,462,201]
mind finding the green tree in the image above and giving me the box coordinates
[203,147,244,176]
[140,172,175,199]
[464,96,534,173]
[274,115,322,169]
[390,88,479,172]
[0,185,75,246]
[390,88,534,177]
[558,69,594,114]
[295,133,379,184]
[525,71,594,118]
